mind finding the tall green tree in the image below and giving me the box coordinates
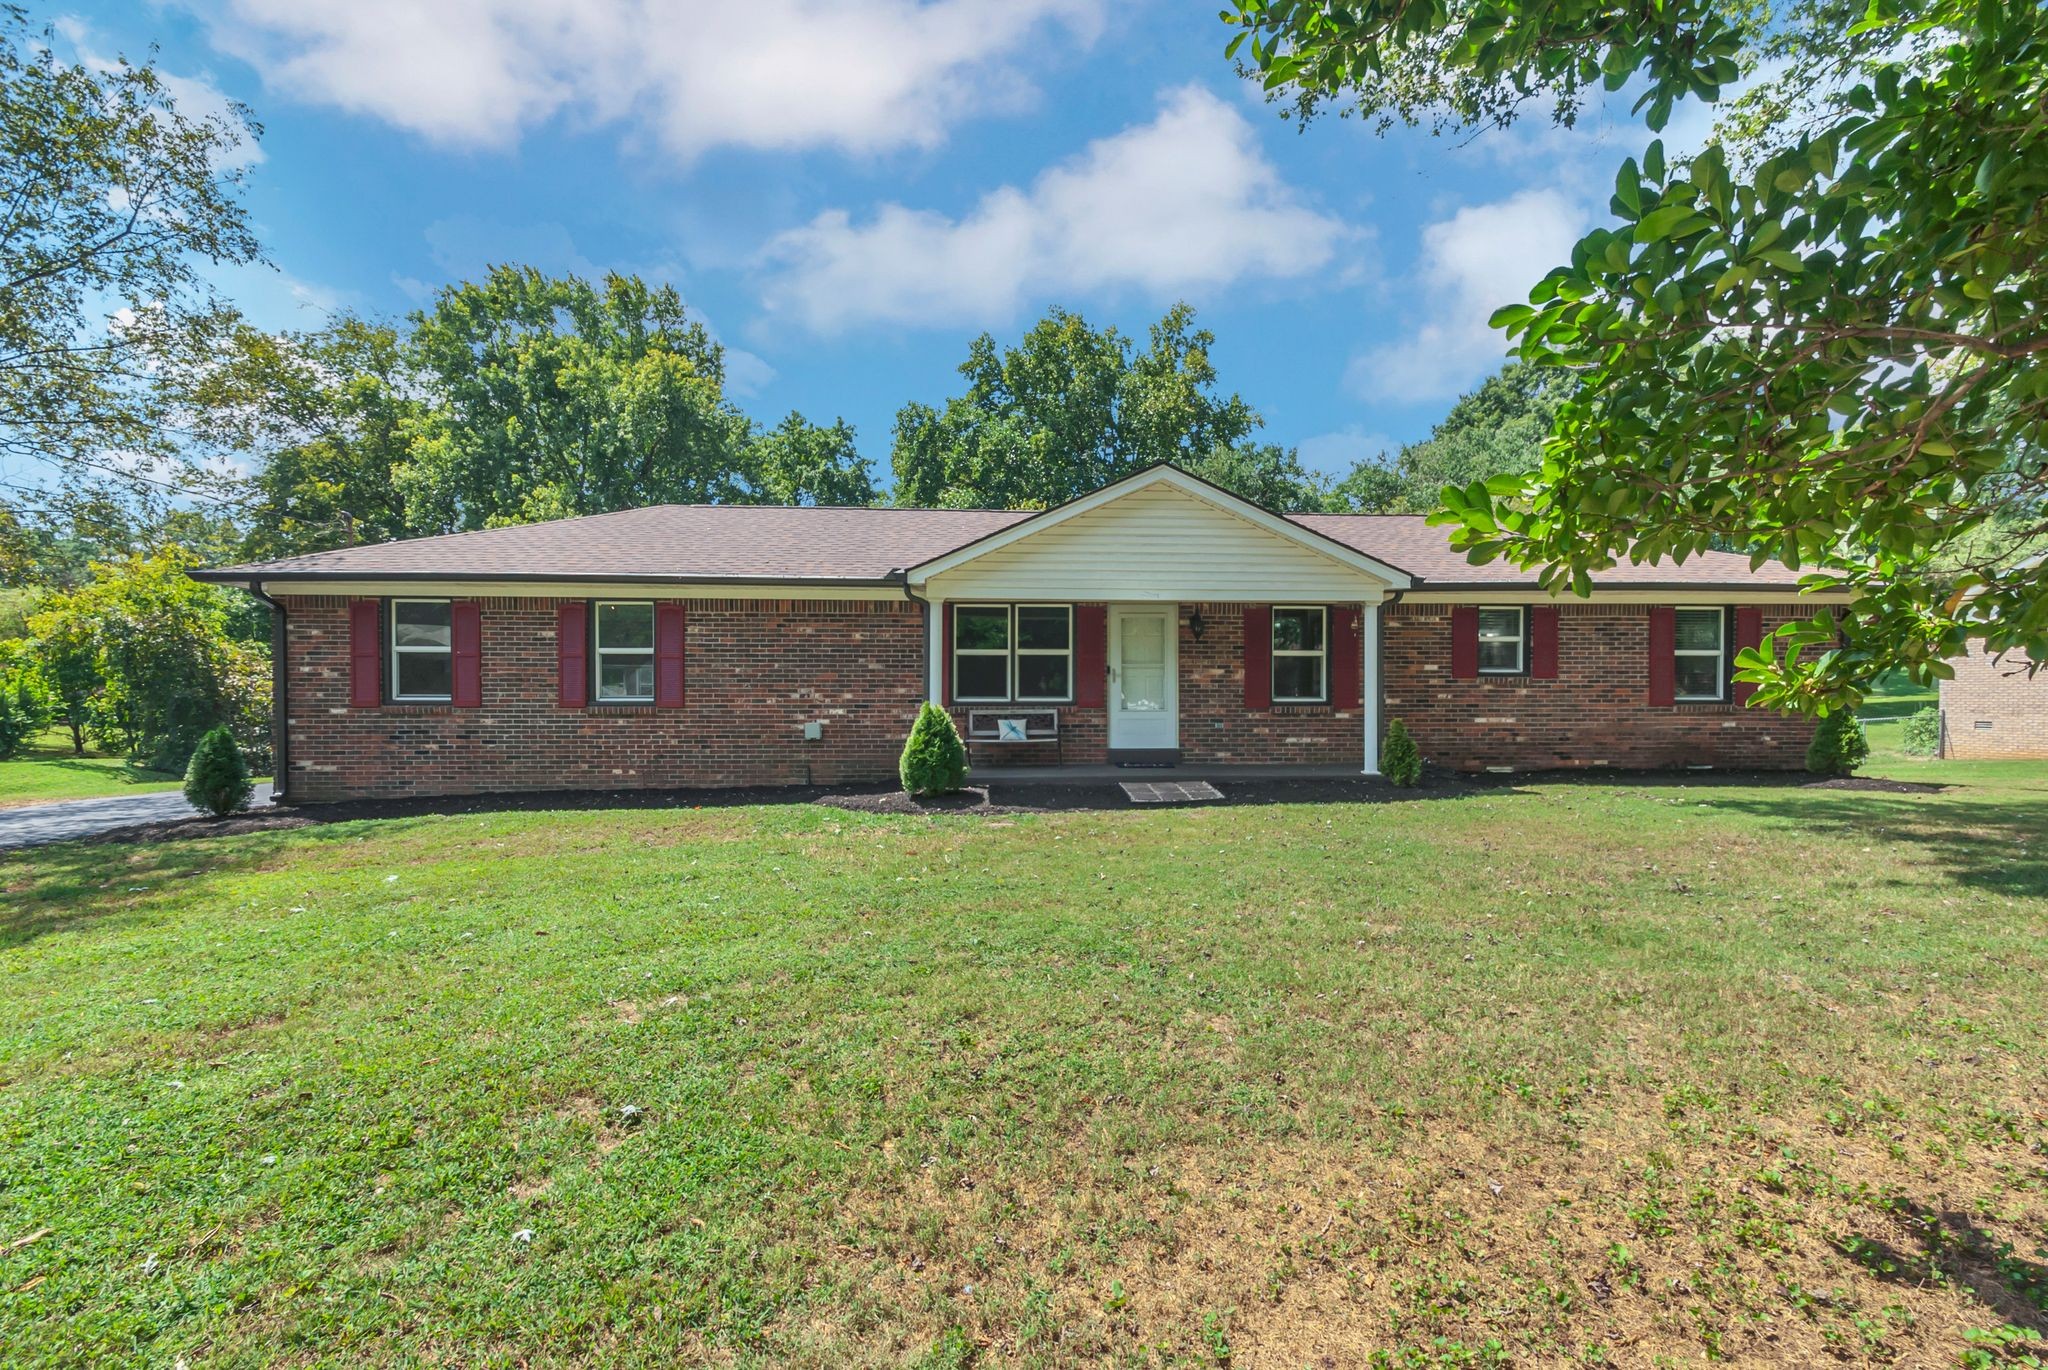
[0,7,260,477]
[890,304,1325,510]
[745,414,879,507]
[1226,0,2048,709]
[1334,363,1563,512]
[190,318,416,557]
[395,268,757,532]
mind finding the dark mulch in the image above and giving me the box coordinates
[1800,775,1948,794]
[70,765,1945,847]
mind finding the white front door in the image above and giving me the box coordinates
[1109,606,1177,752]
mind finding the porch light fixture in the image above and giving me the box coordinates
[1187,609,1207,642]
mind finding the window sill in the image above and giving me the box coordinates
[1271,702,1335,714]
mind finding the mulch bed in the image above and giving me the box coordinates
[70,765,1946,847]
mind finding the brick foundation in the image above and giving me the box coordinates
[1383,603,1819,771]
[1938,643,2048,759]
[275,595,1822,802]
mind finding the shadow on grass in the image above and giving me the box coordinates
[1839,1201,2048,1334]
[1699,787,2048,898]
[0,827,312,951]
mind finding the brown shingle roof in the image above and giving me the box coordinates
[1291,514,1814,588]
[196,502,1811,591]
[196,504,1033,583]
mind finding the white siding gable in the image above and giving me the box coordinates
[920,481,1394,602]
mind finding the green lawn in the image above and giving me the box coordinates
[0,729,183,808]
[2,762,2044,1366]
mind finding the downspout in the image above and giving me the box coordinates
[1366,588,1405,776]
[243,582,289,805]
[897,571,932,703]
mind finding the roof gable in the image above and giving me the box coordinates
[906,465,1413,590]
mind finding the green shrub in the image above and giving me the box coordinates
[183,725,253,818]
[1900,705,1941,757]
[1382,718,1422,787]
[1806,710,1870,776]
[900,702,968,797]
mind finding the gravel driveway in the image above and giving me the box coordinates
[0,784,275,851]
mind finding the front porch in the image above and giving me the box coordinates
[964,760,1370,782]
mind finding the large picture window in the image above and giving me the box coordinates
[1674,607,1726,701]
[952,605,1073,702]
[1478,606,1527,674]
[389,599,453,701]
[1271,606,1327,703]
[595,601,656,702]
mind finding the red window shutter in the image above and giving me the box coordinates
[655,602,686,708]
[1529,605,1560,680]
[1647,606,1677,707]
[1332,605,1363,709]
[1450,605,1480,679]
[1243,604,1272,710]
[1073,604,1107,708]
[348,599,381,708]
[557,602,588,709]
[1732,606,1764,703]
[941,603,955,705]
[450,602,482,707]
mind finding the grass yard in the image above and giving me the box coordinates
[0,729,183,809]
[2,758,2044,1367]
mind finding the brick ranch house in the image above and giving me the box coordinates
[1938,642,2048,759]
[192,465,1846,803]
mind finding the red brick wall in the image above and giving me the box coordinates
[1383,603,1820,771]
[277,594,1825,801]
[1938,643,2048,759]
[278,596,925,802]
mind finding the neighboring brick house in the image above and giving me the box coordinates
[192,464,1843,803]
[1938,642,2048,759]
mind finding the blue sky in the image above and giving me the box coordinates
[58,2,1712,487]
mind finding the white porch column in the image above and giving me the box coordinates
[926,597,944,703]
[1361,600,1382,775]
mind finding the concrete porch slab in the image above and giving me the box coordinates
[971,763,1367,783]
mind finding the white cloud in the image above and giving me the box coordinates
[756,85,1356,334]
[1345,188,1588,404]
[1298,425,1397,475]
[194,0,1101,159]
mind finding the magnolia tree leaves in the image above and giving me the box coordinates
[1228,0,2048,710]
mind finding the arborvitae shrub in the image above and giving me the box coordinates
[1805,710,1870,776]
[900,701,968,796]
[1382,718,1422,787]
[183,724,253,817]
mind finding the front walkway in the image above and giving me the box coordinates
[0,784,275,851]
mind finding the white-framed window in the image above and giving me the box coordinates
[1478,606,1527,674]
[1271,605,1327,703]
[389,599,453,701]
[1014,605,1073,701]
[1674,607,1726,701]
[594,601,656,702]
[952,604,1012,702]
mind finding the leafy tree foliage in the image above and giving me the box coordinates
[190,318,417,558]
[1334,363,1562,512]
[395,268,759,532]
[0,639,50,760]
[0,7,260,476]
[1227,0,2048,711]
[891,304,1328,511]
[746,414,879,507]
[23,552,269,772]
[21,597,97,754]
